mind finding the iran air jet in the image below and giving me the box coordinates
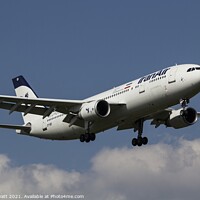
[0,64,200,147]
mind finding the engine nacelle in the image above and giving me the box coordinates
[166,107,197,129]
[78,100,110,121]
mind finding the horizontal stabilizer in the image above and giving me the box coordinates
[0,124,31,132]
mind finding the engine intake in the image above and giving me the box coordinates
[78,100,110,121]
[167,107,197,129]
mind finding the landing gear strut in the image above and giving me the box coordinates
[132,119,148,147]
[180,98,190,117]
[80,121,96,143]
[180,98,189,109]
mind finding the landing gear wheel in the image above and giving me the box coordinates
[131,137,148,147]
[137,137,143,147]
[82,121,97,143]
[80,133,96,143]
[132,138,138,146]
[90,133,96,141]
[80,134,85,143]
[85,133,91,143]
[142,137,148,145]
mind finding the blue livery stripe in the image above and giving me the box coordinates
[12,75,31,89]
[12,75,39,98]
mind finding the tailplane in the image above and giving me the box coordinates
[12,76,42,123]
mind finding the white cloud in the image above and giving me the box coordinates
[1,139,200,200]
[0,159,81,194]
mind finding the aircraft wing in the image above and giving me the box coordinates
[0,95,85,117]
[117,109,172,131]
[0,95,126,119]
[148,109,173,128]
[118,108,200,131]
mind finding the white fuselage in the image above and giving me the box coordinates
[28,64,200,140]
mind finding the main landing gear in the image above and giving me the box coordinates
[132,119,148,147]
[80,121,96,143]
[80,133,96,143]
[132,137,148,147]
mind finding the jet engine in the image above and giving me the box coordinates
[78,100,110,121]
[166,107,197,129]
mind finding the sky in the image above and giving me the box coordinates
[1,0,200,199]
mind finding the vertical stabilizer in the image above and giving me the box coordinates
[12,76,42,124]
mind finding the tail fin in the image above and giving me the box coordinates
[12,76,41,123]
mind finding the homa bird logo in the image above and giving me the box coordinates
[25,92,29,98]
[86,108,90,113]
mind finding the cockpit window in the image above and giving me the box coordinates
[187,67,196,72]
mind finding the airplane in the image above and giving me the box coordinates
[0,64,200,147]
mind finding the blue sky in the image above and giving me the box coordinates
[1,0,200,198]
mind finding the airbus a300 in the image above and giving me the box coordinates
[0,64,199,147]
